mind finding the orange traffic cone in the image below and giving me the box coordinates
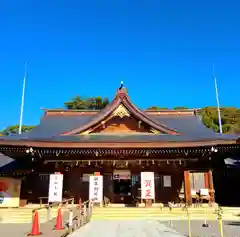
[28,211,41,236]
[55,208,64,230]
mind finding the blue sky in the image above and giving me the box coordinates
[0,0,240,130]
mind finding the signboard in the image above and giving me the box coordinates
[0,178,21,207]
[113,170,131,180]
[89,175,103,203]
[82,173,92,182]
[163,175,171,187]
[48,173,63,203]
[141,172,155,199]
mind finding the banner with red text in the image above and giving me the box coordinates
[141,172,155,200]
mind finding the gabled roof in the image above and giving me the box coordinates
[62,88,179,135]
[0,86,238,147]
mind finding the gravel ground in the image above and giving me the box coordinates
[70,220,185,237]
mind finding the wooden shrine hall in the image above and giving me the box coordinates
[0,84,239,206]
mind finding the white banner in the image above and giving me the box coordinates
[89,176,103,203]
[163,175,171,187]
[48,173,63,203]
[141,172,155,200]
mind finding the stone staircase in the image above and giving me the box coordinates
[92,207,240,221]
[0,207,60,224]
[1,206,240,223]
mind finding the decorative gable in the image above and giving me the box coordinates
[89,116,157,134]
[112,104,130,118]
[80,104,162,134]
[62,86,180,136]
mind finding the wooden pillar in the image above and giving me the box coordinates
[184,171,192,206]
[208,170,215,202]
[204,172,209,188]
[145,199,152,207]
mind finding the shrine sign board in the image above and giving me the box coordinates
[141,172,155,199]
[48,173,63,203]
[89,175,103,203]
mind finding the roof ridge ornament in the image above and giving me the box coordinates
[116,81,128,97]
[119,81,124,90]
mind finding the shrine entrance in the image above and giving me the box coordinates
[113,170,132,204]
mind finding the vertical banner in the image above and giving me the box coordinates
[48,173,63,203]
[89,175,103,203]
[141,172,155,199]
[0,178,21,207]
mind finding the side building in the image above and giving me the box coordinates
[0,86,239,206]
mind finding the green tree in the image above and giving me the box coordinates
[200,107,240,133]
[2,125,35,135]
[173,106,189,110]
[64,96,109,110]
[147,106,169,110]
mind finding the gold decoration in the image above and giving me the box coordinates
[112,104,130,118]
[150,128,161,134]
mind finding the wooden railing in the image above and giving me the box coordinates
[29,198,92,236]
[32,197,74,222]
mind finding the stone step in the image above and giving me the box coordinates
[91,215,240,221]
[92,212,234,217]
[0,209,61,224]
[92,209,237,214]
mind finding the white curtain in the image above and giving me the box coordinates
[190,172,205,190]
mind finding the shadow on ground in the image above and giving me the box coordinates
[225,221,240,226]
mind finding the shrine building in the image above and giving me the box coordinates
[0,85,239,206]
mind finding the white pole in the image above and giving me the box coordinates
[213,64,223,134]
[18,62,27,134]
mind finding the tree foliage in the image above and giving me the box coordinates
[200,107,240,134]
[64,96,110,110]
[2,125,36,135]
[147,106,169,110]
[173,106,189,110]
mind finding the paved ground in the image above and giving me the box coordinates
[69,220,240,237]
[1,219,240,236]
[0,224,30,236]
[165,220,240,236]
[69,220,185,237]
